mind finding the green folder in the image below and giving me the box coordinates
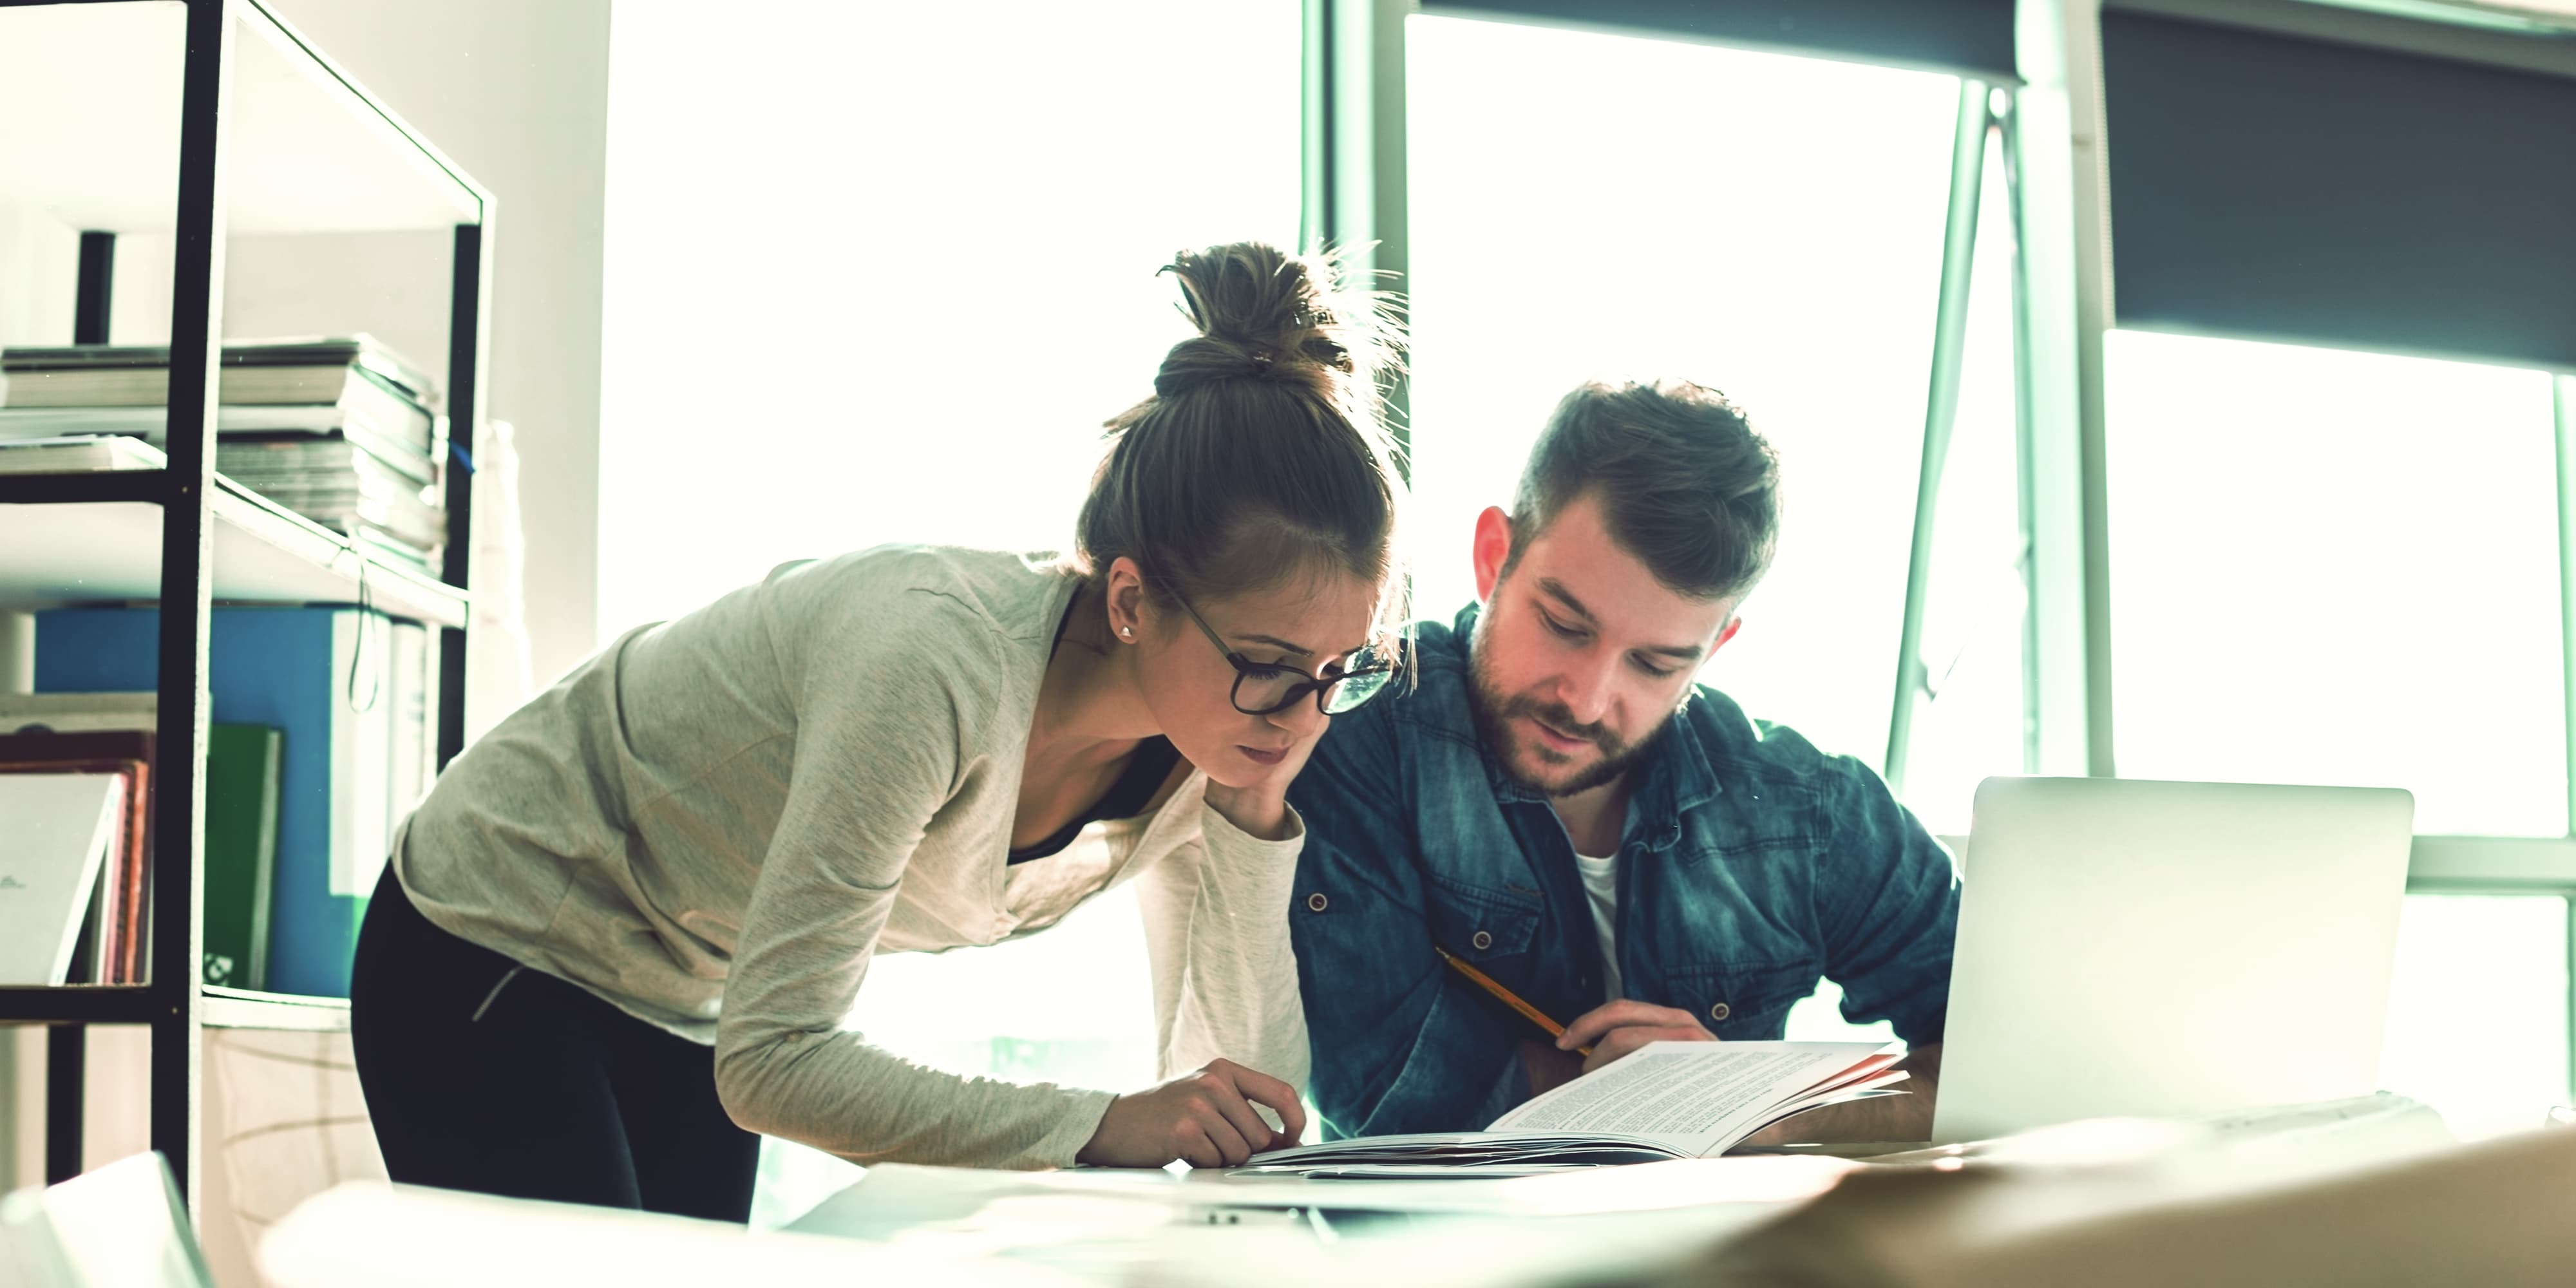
[204,724,282,990]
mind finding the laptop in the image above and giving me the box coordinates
[1931,776,2415,1144]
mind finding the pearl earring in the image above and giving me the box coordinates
[1121,626,1134,639]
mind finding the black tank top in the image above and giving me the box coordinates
[1005,735,1181,864]
[1007,592,1182,864]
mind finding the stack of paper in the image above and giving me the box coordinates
[0,434,164,473]
[0,336,448,564]
[1242,1041,1909,1178]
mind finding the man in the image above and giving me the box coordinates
[1287,379,1958,1142]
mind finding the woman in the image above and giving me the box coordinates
[349,242,1406,1223]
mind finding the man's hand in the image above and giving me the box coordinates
[1556,999,1716,1075]
[1519,1037,1584,1097]
[1075,1058,1308,1169]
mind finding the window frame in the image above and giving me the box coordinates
[2009,6,2576,1103]
[1332,0,2576,1106]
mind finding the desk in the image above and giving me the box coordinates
[779,1156,1850,1285]
[255,1098,2576,1288]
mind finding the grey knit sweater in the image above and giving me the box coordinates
[392,545,1309,1169]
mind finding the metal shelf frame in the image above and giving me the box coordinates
[0,0,491,1211]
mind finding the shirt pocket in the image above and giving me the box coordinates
[1680,782,1826,867]
[1660,960,1823,1040]
[1424,876,1542,966]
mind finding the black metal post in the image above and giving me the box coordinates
[149,0,236,1209]
[74,232,115,345]
[39,227,121,1187]
[43,1028,84,1184]
[437,222,483,771]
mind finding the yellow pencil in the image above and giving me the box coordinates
[1434,944,1595,1058]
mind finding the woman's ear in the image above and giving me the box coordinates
[1105,557,1148,643]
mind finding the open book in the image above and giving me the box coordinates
[1242,1041,1909,1178]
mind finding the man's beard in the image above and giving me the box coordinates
[1468,643,1667,799]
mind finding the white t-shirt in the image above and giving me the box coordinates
[1574,849,1622,1001]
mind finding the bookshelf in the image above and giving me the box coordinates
[0,0,489,1208]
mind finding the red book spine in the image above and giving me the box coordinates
[108,759,150,983]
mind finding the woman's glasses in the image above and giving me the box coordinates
[1169,592,1399,717]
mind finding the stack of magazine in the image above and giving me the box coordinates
[0,336,448,567]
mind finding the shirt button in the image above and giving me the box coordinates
[1305,892,1329,913]
[1471,930,1493,951]
[1709,1001,1731,1022]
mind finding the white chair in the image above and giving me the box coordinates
[0,1153,213,1288]
[0,1182,79,1287]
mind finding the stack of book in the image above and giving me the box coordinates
[0,693,287,990]
[0,336,448,568]
[0,773,129,987]
[0,700,155,986]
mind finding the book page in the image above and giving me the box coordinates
[1490,1042,1891,1155]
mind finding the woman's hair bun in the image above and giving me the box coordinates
[1146,243,1395,415]
[1077,238,1411,651]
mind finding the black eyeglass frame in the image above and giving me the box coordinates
[1167,592,1399,717]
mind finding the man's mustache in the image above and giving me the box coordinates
[1504,694,1622,754]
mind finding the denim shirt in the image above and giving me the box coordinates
[1287,603,1961,1139]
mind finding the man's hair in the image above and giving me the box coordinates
[1506,379,1782,601]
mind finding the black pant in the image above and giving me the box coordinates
[349,867,760,1222]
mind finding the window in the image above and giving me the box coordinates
[2378,895,2570,1141]
[600,0,1302,1225]
[601,5,2576,1203]
[1405,15,1964,765]
[2104,330,2566,837]
[2105,329,2572,1137]
[600,1,1303,635]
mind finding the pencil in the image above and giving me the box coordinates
[1434,944,1595,1057]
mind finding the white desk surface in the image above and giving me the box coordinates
[256,1095,2490,1288]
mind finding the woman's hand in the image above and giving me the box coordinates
[1201,714,1328,841]
[1075,1058,1308,1168]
